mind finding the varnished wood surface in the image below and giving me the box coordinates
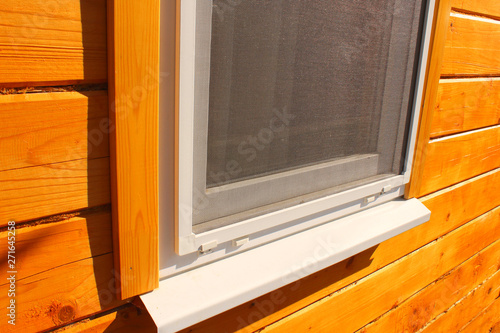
[423,268,500,332]
[442,13,500,76]
[107,0,159,300]
[53,305,156,333]
[459,297,500,333]
[431,78,500,138]
[419,126,500,196]
[0,91,109,171]
[0,0,107,87]
[359,238,500,332]
[0,157,110,224]
[0,253,124,333]
[452,0,500,19]
[0,211,112,283]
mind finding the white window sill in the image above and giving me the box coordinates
[141,198,430,333]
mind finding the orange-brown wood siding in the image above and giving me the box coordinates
[0,1,154,332]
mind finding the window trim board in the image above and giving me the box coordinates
[107,0,160,299]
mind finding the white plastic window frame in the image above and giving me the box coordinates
[174,0,434,257]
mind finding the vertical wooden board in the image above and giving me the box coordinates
[260,207,500,333]
[0,211,112,283]
[0,157,110,224]
[357,239,500,333]
[422,270,500,332]
[179,170,500,333]
[1,254,124,333]
[108,0,159,299]
[0,0,107,86]
[419,127,500,196]
[431,78,500,138]
[442,14,500,76]
[0,91,109,171]
[406,0,452,199]
[451,0,500,19]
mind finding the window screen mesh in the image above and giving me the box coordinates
[206,0,423,188]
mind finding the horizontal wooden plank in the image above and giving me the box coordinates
[0,210,111,283]
[180,169,500,333]
[421,168,500,230]
[0,91,109,171]
[460,297,500,333]
[431,78,500,138]
[452,0,500,19]
[0,253,124,333]
[422,269,500,332]
[262,205,500,333]
[0,157,110,225]
[358,237,500,333]
[419,126,500,196]
[442,13,500,76]
[54,305,157,333]
[0,0,107,87]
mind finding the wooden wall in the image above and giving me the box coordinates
[1,0,499,332]
[0,1,154,332]
[179,1,500,332]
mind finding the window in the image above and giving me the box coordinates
[197,0,421,227]
[145,0,435,329]
[173,0,429,257]
[162,0,433,263]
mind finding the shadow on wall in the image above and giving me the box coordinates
[81,0,108,85]
[82,2,158,331]
[178,245,378,333]
[80,0,116,317]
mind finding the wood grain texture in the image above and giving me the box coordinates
[0,254,124,333]
[422,269,500,332]
[0,91,109,171]
[442,13,500,76]
[107,0,159,299]
[0,157,110,224]
[53,305,157,333]
[431,78,500,138]
[406,0,452,199]
[451,0,500,19]
[0,211,112,283]
[180,169,500,333]
[420,168,500,227]
[419,126,500,196]
[261,206,500,333]
[0,0,107,87]
[460,297,500,333]
[358,236,500,333]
